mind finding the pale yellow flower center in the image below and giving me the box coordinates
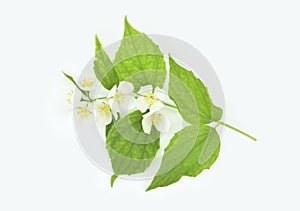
[77,107,90,119]
[81,77,95,88]
[144,92,158,106]
[98,103,111,117]
[149,113,162,126]
[66,90,74,105]
[114,90,126,104]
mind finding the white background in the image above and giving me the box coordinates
[0,0,299,210]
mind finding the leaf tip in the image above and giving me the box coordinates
[124,15,130,28]
[124,15,128,23]
[123,16,140,36]
[62,70,69,78]
[145,186,153,192]
[95,34,102,53]
[168,54,176,64]
[94,34,99,42]
[110,175,118,187]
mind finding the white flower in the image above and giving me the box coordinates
[142,106,183,134]
[137,85,183,134]
[76,103,92,119]
[136,85,166,113]
[107,81,135,119]
[80,77,96,90]
[80,76,98,100]
[94,100,112,126]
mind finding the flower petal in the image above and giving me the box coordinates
[97,113,112,126]
[128,97,137,110]
[108,98,120,119]
[154,87,167,100]
[137,85,153,95]
[142,116,152,134]
[150,101,164,113]
[155,114,170,133]
[94,84,109,99]
[107,85,117,98]
[118,81,134,94]
[93,100,104,116]
[163,96,176,107]
[136,96,149,112]
[119,96,136,118]
[161,107,183,133]
[143,111,152,119]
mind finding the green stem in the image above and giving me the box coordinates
[162,101,177,109]
[218,122,257,141]
[80,97,107,103]
[62,71,91,100]
[136,93,178,109]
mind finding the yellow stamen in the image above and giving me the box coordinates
[114,90,126,104]
[144,91,158,106]
[149,113,162,126]
[77,106,90,119]
[98,103,111,117]
[81,77,95,88]
[66,90,74,105]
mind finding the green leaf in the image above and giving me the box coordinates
[110,175,118,187]
[106,115,117,135]
[199,126,221,165]
[211,104,223,122]
[146,125,220,191]
[94,35,119,90]
[62,71,89,98]
[123,16,140,36]
[113,17,166,91]
[95,34,102,54]
[106,111,160,175]
[168,56,222,124]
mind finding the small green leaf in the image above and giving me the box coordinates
[146,125,220,191]
[211,104,223,122]
[94,35,119,90]
[110,175,118,187]
[168,56,222,125]
[62,71,89,98]
[113,17,166,91]
[106,111,160,175]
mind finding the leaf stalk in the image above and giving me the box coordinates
[218,121,257,141]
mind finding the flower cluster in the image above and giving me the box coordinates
[93,81,180,134]
[63,71,182,134]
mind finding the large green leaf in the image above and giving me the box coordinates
[168,56,222,125]
[146,125,220,191]
[113,17,166,91]
[106,111,160,175]
[94,35,119,90]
